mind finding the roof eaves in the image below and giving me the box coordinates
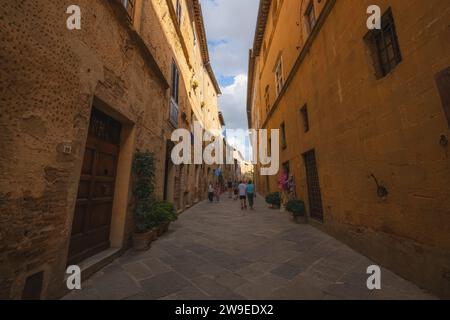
[192,0,222,95]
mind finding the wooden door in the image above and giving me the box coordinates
[68,108,121,265]
[303,150,324,222]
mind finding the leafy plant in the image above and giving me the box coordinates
[153,201,178,224]
[265,192,281,207]
[146,204,167,228]
[286,200,306,217]
[192,80,199,90]
[132,151,156,232]
[134,201,153,232]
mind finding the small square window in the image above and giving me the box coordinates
[268,138,272,156]
[264,85,270,111]
[300,105,310,132]
[283,161,290,177]
[280,122,287,149]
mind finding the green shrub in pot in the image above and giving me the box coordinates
[150,201,177,225]
[265,192,281,208]
[286,200,306,217]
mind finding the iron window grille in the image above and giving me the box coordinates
[303,150,324,222]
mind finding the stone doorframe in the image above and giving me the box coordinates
[67,96,136,262]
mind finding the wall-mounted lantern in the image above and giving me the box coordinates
[370,174,389,199]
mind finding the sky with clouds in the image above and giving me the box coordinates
[202,0,259,131]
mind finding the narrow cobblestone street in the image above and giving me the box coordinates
[64,195,435,300]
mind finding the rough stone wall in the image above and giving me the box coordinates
[138,0,223,208]
[251,0,450,297]
[0,0,168,299]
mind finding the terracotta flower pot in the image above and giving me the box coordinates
[133,229,156,251]
[149,228,158,242]
[292,215,306,224]
[163,222,170,233]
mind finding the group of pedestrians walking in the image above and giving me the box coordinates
[207,179,256,210]
[238,180,255,210]
[207,183,221,202]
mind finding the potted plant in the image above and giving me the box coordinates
[131,151,157,251]
[286,200,306,224]
[133,202,157,250]
[265,192,281,209]
[153,201,177,236]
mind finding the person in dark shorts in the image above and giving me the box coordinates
[238,181,247,210]
[208,183,214,202]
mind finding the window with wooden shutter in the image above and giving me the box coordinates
[365,8,402,79]
[274,56,284,97]
[170,60,180,126]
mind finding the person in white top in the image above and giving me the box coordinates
[208,183,214,202]
[238,181,247,210]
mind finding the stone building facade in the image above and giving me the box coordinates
[247,0,450,298]
[0,0,224,299]
[137,0,224,209]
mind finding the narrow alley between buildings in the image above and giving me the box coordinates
[1,0,449,303]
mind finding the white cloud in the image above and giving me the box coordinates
[220,74,248,129]
[203,0,259,76]
[202,0,259,159]
[221,74,253,160]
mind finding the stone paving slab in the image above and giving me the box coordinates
[64,195,436,300]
